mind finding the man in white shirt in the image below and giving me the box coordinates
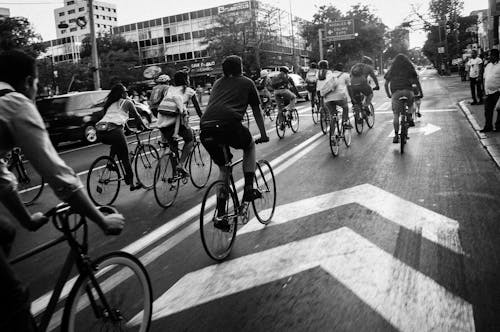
[467,50,483,105]
[481,49,500,132]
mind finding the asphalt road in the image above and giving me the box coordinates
[7,69,500,331]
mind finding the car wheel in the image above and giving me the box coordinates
[83,124,98,144]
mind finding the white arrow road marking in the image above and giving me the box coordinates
[130,228,474,331]
[388,123,441,137]
[240,183,463,255]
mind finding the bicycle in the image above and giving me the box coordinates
[351,92,375,134]
[4,147,44,205]
[10,204,152,332]
[153,128,213,208]
[319,97,330,135]
[399,96,411,154]
[327,106,352,157]
[87,129,159,206]
[200,142,277,261]
[261,95,277,121]
[275,95,299,139]
[311,93,321,124]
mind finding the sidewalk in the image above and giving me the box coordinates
[450,75,500,169]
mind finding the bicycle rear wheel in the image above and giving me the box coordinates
[87,156,121,206]
[343,122,352,147]
[154,154,179,208]
[312,104,320,124]
[134,143,159,190]
[200,180,238,261]
[14,158,44,205]
[275,113,286,138]
[189,143,213,189]
[366,103,375,128]
[320,106,329,135]
[252,160,276,225]
[400,119,407,154]
[329,118,340,157]
[354,105,364,134]
[290,109,299,133]
[62,252,152,332]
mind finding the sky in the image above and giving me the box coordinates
[3,0,488,48]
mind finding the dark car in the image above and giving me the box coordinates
[36,91,109,146]
[268,71,309,101]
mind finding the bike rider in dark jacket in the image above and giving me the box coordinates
[272,67,300,129]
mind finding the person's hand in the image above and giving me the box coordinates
[373,86,380,91]
[100,213,125,235]
[26,212,49,231]
[255,135,269,144]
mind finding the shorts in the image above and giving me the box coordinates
[350,82,373,102]
[200,120,253,166]
[274,89,295,108]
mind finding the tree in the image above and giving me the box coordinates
[384,27,410,60]
[0,16,45,57]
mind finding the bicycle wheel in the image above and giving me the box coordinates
[366,103,375,128]
[343,122,352,147]
[87,156,121,206]
[200,180,238,261]
[400,119,407,154]
[268,104,276,121]
[290,109,299,133]
[189,143,213,189]
[329,117,340,157]
[252,160,276,225]
[154,154,179,208]
[14,158,44,206]
[62,252,152,332]
[275,113,286,139]
[354,105,364,134]
[320,106,329,135]
[311,104,320,124]
[134,144,159,190]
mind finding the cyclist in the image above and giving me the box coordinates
[319,63,352,128]
[199,55,269,225]
[96,83,147,191]
[384,53,423,143]
[350,56,380,111]
[255,69,272,110]
[305,62,319,110]
[272,66,300,130]
[0,50,124,332]
[148,74,170,117]
[157,71,203,176]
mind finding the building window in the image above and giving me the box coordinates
[69,18,75,23]
[194,50,201,58]
[157,37,164,45]
[173,54,179,61]
[155,18,161,26]
[145,39,151,46]
[79,7,84,12]
[59,12,65,16]
[165,36,171,43]
[204,9,211,17]
[171,35,177,42]
[176,14,182,22]
[97,24,100,27]
[107,7,111,11]
[184,32,191,40]
[70,27,77,32]
[95,15,99,19]
[139,40,145,47]
[100,6,104,10]
[167,54,173,62]
[191,11,197,19]
[183,13,189,21]
[109,16,112,20]
[113,9,116,13]
[180,53,186,60]
[169,15,176,23]
[130,24,136,31]
[68,9,75,14]
[162,16,169,25]
[94,5,98,9]
[177,33,184,42]
[66,1,74,5]
[114,18,117,21]
[164,27,170,36]
[186,52,193,59]
[61,30,66,34]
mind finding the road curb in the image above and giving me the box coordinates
[458,100,500,169]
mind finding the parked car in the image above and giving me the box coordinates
[36,91,109,146]
[268,71,309,101]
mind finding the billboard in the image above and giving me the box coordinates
[324,20,356,41]
[218,1,250,14]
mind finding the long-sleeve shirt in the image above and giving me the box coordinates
[0,82,82,201]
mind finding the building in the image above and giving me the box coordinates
[470,9,489,51]
[39,36,82,64]
[0,7,10,17]
[112,0,310,83]
[54,0,117,39]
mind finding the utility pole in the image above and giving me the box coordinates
[88,0,101,90]
[318,28,324,60]
[289,0,296,72]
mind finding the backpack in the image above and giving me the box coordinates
[305,70,318,84]
[158,88,182,116]
[350,63,365,77]
[270,72,288,89]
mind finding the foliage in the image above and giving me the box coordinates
[384,27,410,60]
[0,16,45,57]
[80,34,137,58]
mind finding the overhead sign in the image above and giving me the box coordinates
[324,19,356,41]
[218,1,250,14]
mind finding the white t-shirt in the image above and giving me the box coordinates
[316,70,334,94]
[484,62,500,94]
[467,57,482,78]
[157,86,194,128]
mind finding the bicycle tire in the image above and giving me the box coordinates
[275,113,286,139]
[329,117,340,157]
[320,106,329,135]
[366,103,375,128]
[200,180,238,261]
[400,121,407,154]
[153,154,179,208]
[343,122,352,147]
[311,104,320,124]
[14,157,44,205]
[290,109,299,133]
[252,160,277,225]
[189,143,213,189]
[134,143,159,190]
[354,105,364,134]
[268,104,276,122]
[62,251,152,332]
[87,156,121,206]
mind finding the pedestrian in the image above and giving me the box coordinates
[196,84,204,106]
[480,49,500,132]
[0,49,125,332]
[466,50,484,105]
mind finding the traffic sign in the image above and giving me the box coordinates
[324,19,356,41]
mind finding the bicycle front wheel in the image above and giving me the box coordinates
[200,180,238,261]
[134,144,159,190]
[275,113,286,139]
[189,143,213,189]
[354,106,364,134]
[14,158,44,205]
[290,109,299,133]
[366,103,375,128]
[154,154,179,208]
[312,104,320,124]
[343,122,352,147]
[252,160,277,225]
[87,156,121,206]
[329,118,340,157]
[320,106,329,135]
[400,120,407,154]
[62,252,152,332]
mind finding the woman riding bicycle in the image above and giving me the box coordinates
[96,83,146,190]
[157,71,203,176]
[384,54,424,144]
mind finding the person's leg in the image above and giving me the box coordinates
[483,93,495,131]
[391,91,403,142]
[340,99,350,124]
[178,125,194,169]
[470,78,477,103]
[492,92,500,130]
[477,79,484,103]
[111,128,135,187]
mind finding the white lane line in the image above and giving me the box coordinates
[30,130,325,318]
[375,108,457,115]
[376,101,391,111]
[134,228,474,331]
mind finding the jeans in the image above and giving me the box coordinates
[97,127,134,184]
[324,99,349,123]
[484,92,500,130]
[470,77,483,102]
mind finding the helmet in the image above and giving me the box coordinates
[156,74,170,83]
[279,66,289,74]
[318,60,328,69]
[362,56,374,65]
[260,69,269,78]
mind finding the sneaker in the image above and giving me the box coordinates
[480,127,493,133]
[213,216,231,232]
[129,183,143,191]
[471,101,478,105]
[343,121,353,129]
[243,188,263,202]
[393,135,399,144]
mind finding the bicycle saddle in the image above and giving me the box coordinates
[399,96,409,101]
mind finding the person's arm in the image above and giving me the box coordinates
[384,80,391,98]
[190,94,203,118]
[248,82,268,141]
[369,68,380,89]
[124,99,146,130]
